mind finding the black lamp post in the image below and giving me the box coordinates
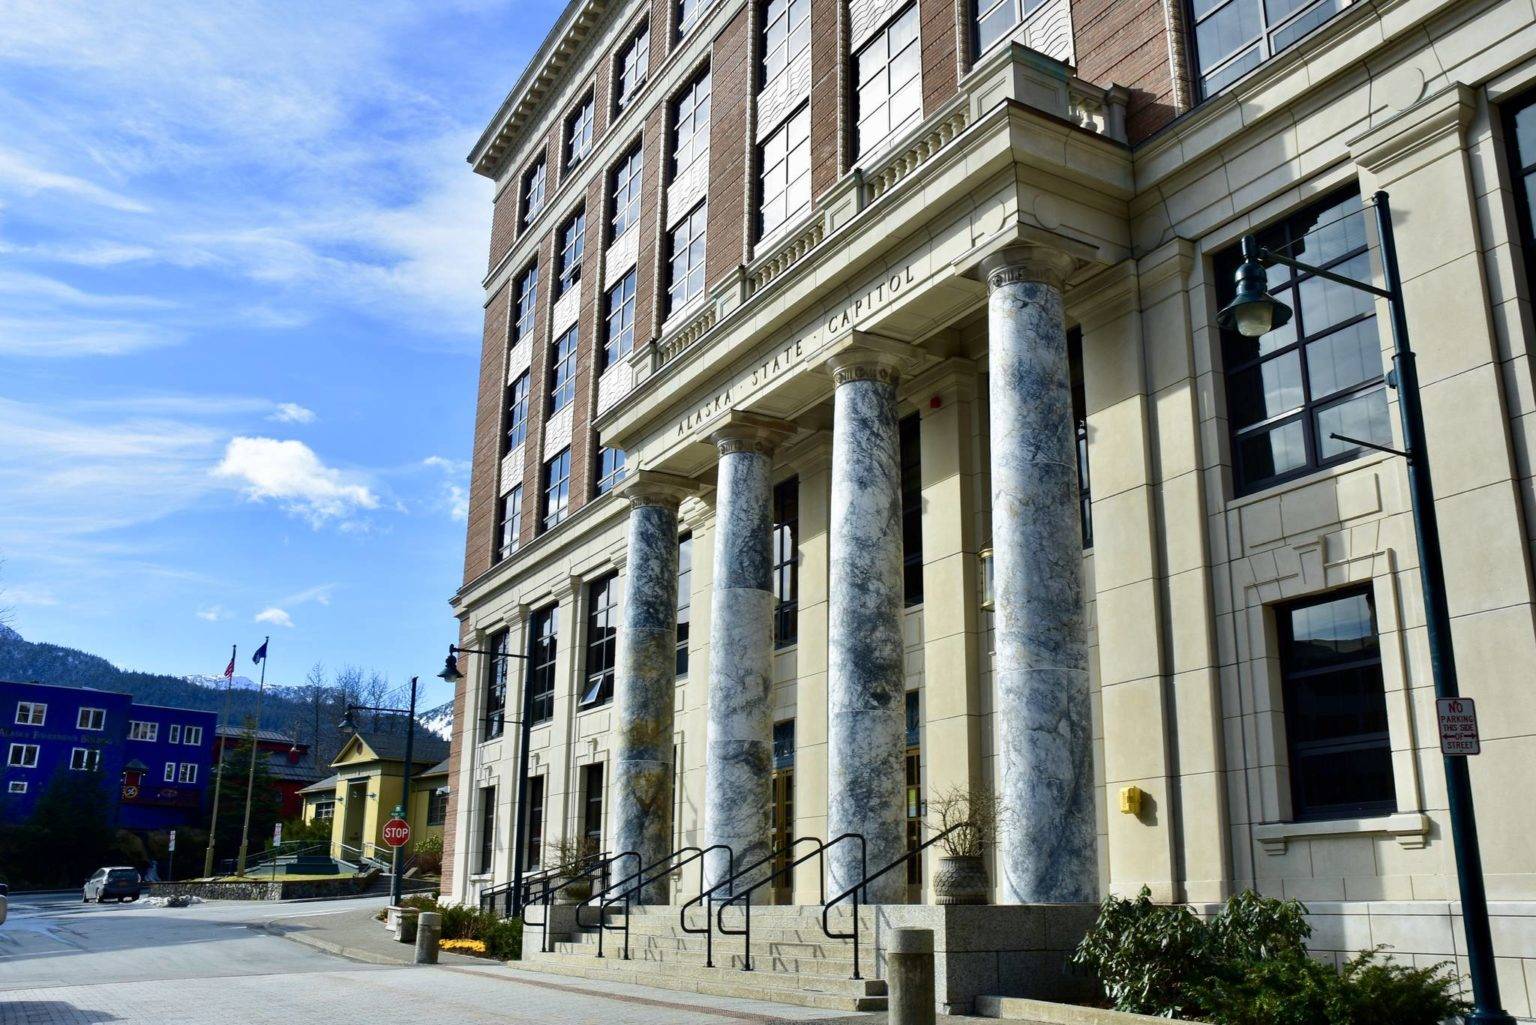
[339,674,419,909]
[439,642,532,917]
[1218,190,1514,1025]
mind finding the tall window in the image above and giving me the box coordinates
[761,0,810,81]
[582,574,621,707]
[427,788,449,827]
[671,70,711,179]
[676,532,693,676]
[542,448,572,531]
[603,269,637,371]
[667,202,708,313]
[525,775,546,867]
[526,604,559,725]
[1188,0,1344,99]
[557,209,586,296]
[899,414,923,606]
[615,24,651,111]
[772,477,799,647]
[758,104,811,239]
[566,94,595,168]
[478,785,496,873]
[169,725,181,744]
[973,0,1045,57]
[164,761,176,781]
[1505,90,1536,296]
[483,630,509,740]
[1069,327,1092,547]
[505,372,530,452]
[596,447,627,494]
[1278,589,1394,821]
[549,326,578,413]
[610,146,644,241]
[677,0,703,36]
[77,707,105,731]
[70,748,101,771]
[581,763,605,849]
[498,486,523,562]
[513,263,539,343]
[1218,188,1388,495]
[522,158,547,227]
[854,6,922,159]
[177,763,197,783]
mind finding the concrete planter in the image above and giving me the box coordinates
[554,877,592,905]
[933,855,990,905]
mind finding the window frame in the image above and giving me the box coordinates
[7,780,26,794]
[185,725,203,746]
[15,701,46,726]
[541,448,572,532]
[165,761,176,781]
[497,484,523,563]
[581,573,621,708]
[557,209,586,297]
[610,145,644,243]
[77,706,106,731]
[595,447,627,495]
[615,22,652,112]
[524,774,546,868]
[757,102,812,241]
[8,743,39,768]
[548,326,579,414]
[483,629,509,741]
[971,0,1046,61]
[177,762,198,784]
[128,720,159,742]
[477,785,496,874]
[70,747,101,772]
[760,0,810,85]
[513,263,539,344]
[1502,88,1536,301]
[565,94,596,169]
[899,414,924,607]
[505,371,531,453]
[427,786,450,827]
[603,269,638,372]
[772,477,799,648]
[521,158,548,228]
[853,4,923,160]
[670,68,712,181]
[1186,0,1345,101]
[666,201,708,315]
[169,724,181,744]
[676,532,693,676]
[581,762,605,849]
[526,604,559,726]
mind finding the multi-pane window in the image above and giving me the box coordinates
[1505,90,1536,297]
[758,104,811,239]
[14,702,45,726]
[70,747,102,771]
[772,719,796,770]
[676,533,693,676]
[566,95,595,168]
[524,775,546,867]
[168,724,180,744]
[557,209,586,296]
[1069,328,1092,547]
[427,788,449,827]
[8,743,39,768]
[542,448,572,531]
[177,763,198,783]
[522,158,547,228]
[1188,0,1344,99]
[772,477,799,647]
[672,70,711,179]
[478,785,496,873]
[973,0,1045,57]
[185,726,203,746]
[526,604,559,725]
[1278,589,1395,821]
[77,707,105,731]
[549,326,579,413]
[505,372,530,452]
[128,721,158,742]
[603,270,637,371]
[514,263,539,342]
[610,146,644,242]
[483,630,509,740]
[581,763,605,849]
[899,414,923,606]
[677,0,703,36]
[1218,188,1388,495]
[164,761,176,781]
[497,485,522,562]
[582,574,621,708]
[854,6,922,159]
[616,24,651,110]
[667,202,708,314]
[761,0,810,81]
[596,447,627,495]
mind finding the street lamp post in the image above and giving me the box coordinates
[439,642,531,917]
[1218,190,1514,1025]
[340,675,419,908]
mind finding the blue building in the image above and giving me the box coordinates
[0,681,216,832]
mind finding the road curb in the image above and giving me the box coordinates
[249,921,412,966]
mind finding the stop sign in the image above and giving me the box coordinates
[382,818,411,848]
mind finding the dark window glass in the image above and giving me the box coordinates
[581,763,605,849]
[596,447,627,495]
[558,210,585,297]
[566,95,595,168]
[1069,327,1091,547]
[504,372,530,452]
[522,160,547,227]
[611,146,644,241]
[514,263,539,342]
[541,448,572,531]
[758,104,811,240]
[427,788,449,827]
[496,485,522,562]
[761,0,810,83]
[773,477,799,647]
[667,202,708,313]
[672,70,711,178]
[603,270,637,371]
[1504,89,1536,299]
[1218,188,1388,495]
[772,719,795,770]
[676,532,693,676]
[582,573,620,708]
[616,25,650,110]
[478,785,496,873]
[526,604,559,725]
[1279,588,1395,821]
[905,690,921,886]
[973,0,1047,55]
[524,775,546,867]
[549,326,578,413]
[483,630,509,740]
[854,5,922,158]
[900,414,923,606]
[1187,0,1344,100]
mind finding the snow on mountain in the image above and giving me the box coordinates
[419,699,454,741]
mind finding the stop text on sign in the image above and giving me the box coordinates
[382,818,412,847]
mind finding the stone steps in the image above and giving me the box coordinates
[554,937,862,976]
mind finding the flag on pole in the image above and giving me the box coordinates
[252,640,268,665]
[224,655,235,679]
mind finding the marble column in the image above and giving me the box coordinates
[612,472,696,903]
[702,416,791,893]
[826,354,908,904]
[985,246,1097,905]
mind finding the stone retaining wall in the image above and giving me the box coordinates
[150,876,367,901]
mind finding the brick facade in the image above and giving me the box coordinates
[706,6,752,287]
[1071,0,1184,143]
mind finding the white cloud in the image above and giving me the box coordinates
[4,584,60,607]
[213,436,378,526]
[0,150,150,213]
[254,607,294,628]
[196,605,230,622]
[268,402,316,425]
[278,583,334,607]
[422,455,471,521]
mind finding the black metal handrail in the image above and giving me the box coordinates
[681,839,816,968]
[717,834,865,973]
[821,823,968,979]
[580,844,732,961]
[522,850,622,953]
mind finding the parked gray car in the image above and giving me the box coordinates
[83,867,141,903]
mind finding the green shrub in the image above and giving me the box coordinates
[1072,888,1469,1025]
[374,895,521,959]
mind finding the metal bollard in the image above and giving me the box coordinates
[887,927,936,1025]
[415,911,442,965]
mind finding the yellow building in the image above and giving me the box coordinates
[303,726,450,865]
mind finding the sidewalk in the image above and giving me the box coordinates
[254,907,486,966]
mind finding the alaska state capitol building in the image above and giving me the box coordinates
[441,0,1536,1012]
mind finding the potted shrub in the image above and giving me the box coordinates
[927,784,1002,905]
[546,836,598,905]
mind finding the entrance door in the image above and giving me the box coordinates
[770,720,795,904]
[905,691,922,903]
[343,780,366,857]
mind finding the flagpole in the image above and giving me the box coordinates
[236,637,269,877]
[203,645,236,878]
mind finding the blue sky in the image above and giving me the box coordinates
[0,1,562,706]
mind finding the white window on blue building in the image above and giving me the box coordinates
[128,721,158,742]
[7,780,25,794]
[164,762,176,781]
[169,724,181,744]
[8,743,39,768]
[77,707,105,731]
[184,726,203,746]
[70,747,102,771]
[178,763,198,783]
[15,701,46,726]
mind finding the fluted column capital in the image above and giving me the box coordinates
[981,244,1078,292]
[706,410,796,456]
[617,470,699,510]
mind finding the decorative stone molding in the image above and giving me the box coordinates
[542,404,574,459]
[706,411,797,455]
[507,335,532,380]
[830,359,902,388]
[596,361,634,417]
[748,216,826,292]
[755,47,812,142]
[982,244,1079,292]
[863,105,970,203]
[550,281,583,336]
[617,469,700,510]
[848,0,909,51]
[1254,813,1431,855]
[604,229,639,282]
[1348,82,1475,178]
[666,158,710,229]
[499,447,524,495]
